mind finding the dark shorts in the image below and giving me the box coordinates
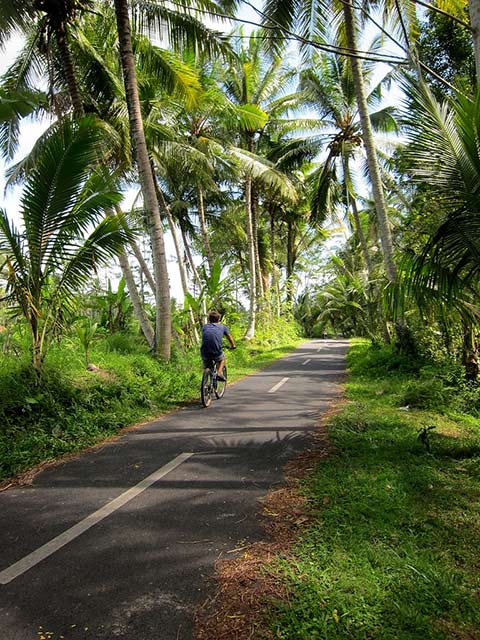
[202,352,225,369]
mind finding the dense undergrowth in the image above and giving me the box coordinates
[0,317,301,482]
[266,339,480,640]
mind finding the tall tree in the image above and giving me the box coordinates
[223,30,297,336]
[113,0,172,359]
[0,0,89,115]
[262,0,398,283]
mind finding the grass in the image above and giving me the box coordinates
[0,322,303,482]
[265,339,480,640]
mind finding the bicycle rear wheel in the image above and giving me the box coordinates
[201,369,213,407]
[215,365,227,399]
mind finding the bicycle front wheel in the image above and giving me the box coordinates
[215,365,227,399]
[201,369,213,407]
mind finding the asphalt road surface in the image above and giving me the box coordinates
[0,339,348,640]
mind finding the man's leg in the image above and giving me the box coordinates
[216,358,226,379]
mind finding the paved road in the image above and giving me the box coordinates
[0,339,348,640]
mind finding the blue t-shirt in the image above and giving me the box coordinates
[201,323,230,357]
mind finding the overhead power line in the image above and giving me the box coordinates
[173,0,464,91]
[171,0,409,65]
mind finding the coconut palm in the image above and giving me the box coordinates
[300,50,397,272]
[220,30,300,337]
[0,0,91,115]
[397,81,480,377]
[0,116,134,371]
[112,0,245,358]
[262,0,398,283]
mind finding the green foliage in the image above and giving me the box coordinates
[347,342,422,376]
[402,83,480,291]
[265,339,480,639]
[417,9,475,99]
[0,317,301,481]
[93,277,134,333]
[100,331,147,355]
[0,116,133,370]
[185,258,238,320]
[74,317,98,367]
[399,378,452,410]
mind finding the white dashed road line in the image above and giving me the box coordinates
[0,452,194,585]
[267,377,289,394]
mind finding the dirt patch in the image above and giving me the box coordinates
[194,399,345,640]
[436,620,480,640]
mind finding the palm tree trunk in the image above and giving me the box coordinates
[113,0,171,359]
[31,314,42,373]
[469,0,480,78]
[286,219,295,308]
[118,250,155,348]
[462,320,479,381]
[156,187,199,343]
[111,208,154,348]
[343,0,397,283]
[270,205,281,317]
[197,187,214,272]
[343,152,374,274]
[251,188,264,305]
[55,27,84,116]
[244,175,256,339]
[129,238,156,293]
[180,225,207,324]
[351,199,373,275]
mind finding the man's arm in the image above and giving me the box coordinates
[226,332,236,349]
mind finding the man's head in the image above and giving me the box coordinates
[208,310,221,323]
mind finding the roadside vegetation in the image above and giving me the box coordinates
[0,316,300,483]
[262,339,480,640]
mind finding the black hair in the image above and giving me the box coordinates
[208,310,221,323]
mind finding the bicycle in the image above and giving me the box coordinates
[201,359,228,408]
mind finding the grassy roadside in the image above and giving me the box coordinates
[0,328,303,483]
[264,339,480,639]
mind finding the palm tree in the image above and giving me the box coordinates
[222,30,299,337]
[0,0,90,115]
[399,81,480,377]
[300,51,397,272]
[0,116,134,371]
[112,0,245,357]
[262,0,398,283]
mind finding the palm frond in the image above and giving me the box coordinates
[55,215,135,305]
[0,0,36,47]
[229,146,298,201]
[131,1,233,60]
[369,105,399,133]
[135,37,201,109]
[0,87,49,161]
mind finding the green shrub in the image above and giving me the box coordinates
[399,378,453,410]
[101,332,148,354]
[348,342,423,378]
[0,322,301,481]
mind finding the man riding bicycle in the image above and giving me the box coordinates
[201,311,235,382]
